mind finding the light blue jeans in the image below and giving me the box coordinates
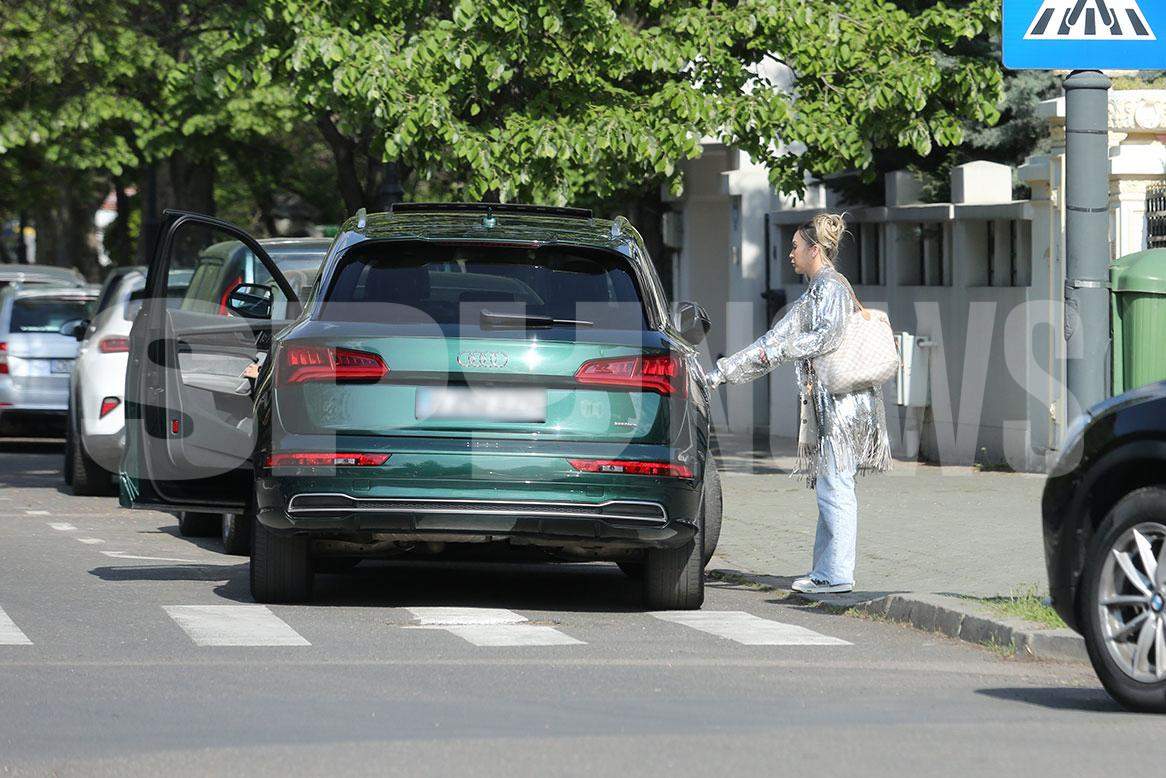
[809,452,858,586]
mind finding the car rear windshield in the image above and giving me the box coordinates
[9,298,91,333]
[319,243,648,330]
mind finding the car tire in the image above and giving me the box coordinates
[69,406,115,496]
[702,464,723,567]
[221,512,251,556]
[1080,486,1166,713]
[177,511,219,537]
[642,517,704,610]
[250,519,313,604]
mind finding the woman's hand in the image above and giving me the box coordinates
[705,367,725,388]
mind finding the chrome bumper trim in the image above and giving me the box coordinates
[285,493,669,526]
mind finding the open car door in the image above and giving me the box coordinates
[120,211,299,512]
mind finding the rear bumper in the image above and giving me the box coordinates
[255,470,702,551]
[82,431,125,473]
[0,376,69,411]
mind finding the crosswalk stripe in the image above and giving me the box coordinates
[652,611,852,646]
[103,551,236,565]
[164,605,310,646]
[0,606,33,646]
[406,607,585,647]
[443,624,584,647]
[408,607,527,626]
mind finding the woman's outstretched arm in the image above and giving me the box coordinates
[707,277,849,386]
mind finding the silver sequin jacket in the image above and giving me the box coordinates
[708,266,891,487]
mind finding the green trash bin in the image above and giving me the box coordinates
[1111,248,1166,395]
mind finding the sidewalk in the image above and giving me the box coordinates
[710,434,1049,599]
[707,435,1087,661]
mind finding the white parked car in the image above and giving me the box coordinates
[65,266,188,494]
[0,263,87,292]
[0,284,98,436]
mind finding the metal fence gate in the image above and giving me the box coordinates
[1148,183,1166,249]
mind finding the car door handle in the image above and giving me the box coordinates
[175,340,192,354]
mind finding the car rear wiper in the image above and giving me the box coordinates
[480,310,594,329]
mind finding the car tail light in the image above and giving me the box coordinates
[97,336,130,353]
[574,354,684,395]
[99,397,120,418]
[265,452,391,467]
[218,276,243,315]
[568,458,694,478]
[0,342,6,375]
[280,346,388,384]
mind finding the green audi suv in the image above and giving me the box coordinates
[121,204,719,609]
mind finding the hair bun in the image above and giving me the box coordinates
[811,212,847,260]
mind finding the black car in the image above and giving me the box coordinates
[1042,381,1166,712]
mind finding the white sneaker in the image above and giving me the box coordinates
[791,576,853,594]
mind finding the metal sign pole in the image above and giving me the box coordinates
[1062,68,1111,418]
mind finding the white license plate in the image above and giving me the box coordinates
[50,359,73,374]
[415,387,547,422]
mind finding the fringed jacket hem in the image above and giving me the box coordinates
[711,266,892,488]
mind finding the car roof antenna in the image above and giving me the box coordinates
[482,206,496,229]
[355,207,367,230]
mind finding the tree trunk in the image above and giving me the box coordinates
[624,186,672,296]
[159,150,216,215]
[136,151,216,263]
[316,114,364,214]
[16,210,29,263]
[37,172,100,280]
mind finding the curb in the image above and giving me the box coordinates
[707,569,1088,664]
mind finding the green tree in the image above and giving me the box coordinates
[0,1,309,270]
[219,0,1001,208]
[2,0,1004,276]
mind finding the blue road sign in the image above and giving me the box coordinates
[1004,0,1166,69]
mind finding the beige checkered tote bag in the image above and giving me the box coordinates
[815,281,899,396]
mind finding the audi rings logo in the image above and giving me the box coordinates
[457,351,509,369]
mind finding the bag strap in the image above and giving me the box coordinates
[835,271,867,316]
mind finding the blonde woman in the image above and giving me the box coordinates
[706,213,890,594]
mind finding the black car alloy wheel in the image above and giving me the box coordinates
[1082,487,1166,712]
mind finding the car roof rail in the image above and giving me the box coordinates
[610,215,639,242]
[389,202,594,220]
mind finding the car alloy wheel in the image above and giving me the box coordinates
[1096,521,1166,684]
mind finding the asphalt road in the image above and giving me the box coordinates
[1,438,1163,776]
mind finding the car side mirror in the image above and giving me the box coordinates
[674,301,711,346]
[226,283,273,319]
[59,318,89,341]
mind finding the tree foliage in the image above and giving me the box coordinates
[1,0,1005,256]
[217,0,1002,203]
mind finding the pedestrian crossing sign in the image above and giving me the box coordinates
[1004,0,1166,69]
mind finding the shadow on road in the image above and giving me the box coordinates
[308,560,646,613]
[87,555,651,612]
[705,568,899,612]
[151,524,230,555]
[90,563,252,599]
[976,686,1123,713]
[0,437,65,488]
